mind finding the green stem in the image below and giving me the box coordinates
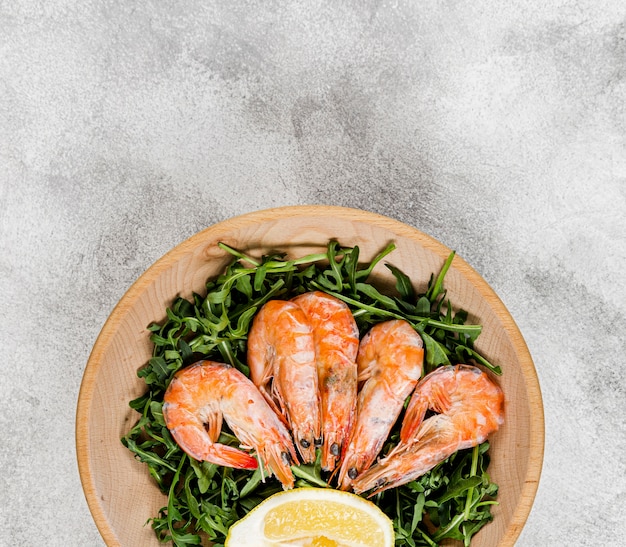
[219,241,346,270]
[218,242,261,266]
[311,283,483,337]
[463,444,480,520]
[419,529,438,547]
[395,487,403,530]
[167,455,187,538]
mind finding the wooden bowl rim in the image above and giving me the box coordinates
[76,204,544,546]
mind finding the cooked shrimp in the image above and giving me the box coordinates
[247,299,321,463]
[291,291,359,471]
[351,364,504,495]
[162,361,298,489]
[337,319,424,490]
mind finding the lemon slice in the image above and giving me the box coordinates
[225,487,394,547]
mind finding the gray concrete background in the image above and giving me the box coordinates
[1,1,625,545]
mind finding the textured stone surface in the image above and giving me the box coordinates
[1,1,625,545]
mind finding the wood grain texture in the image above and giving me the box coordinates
[76,205,544,546]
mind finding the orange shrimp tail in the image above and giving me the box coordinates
[170,424,259,469]
[204,443,259,470]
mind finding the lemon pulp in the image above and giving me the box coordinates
[264,499,384,545]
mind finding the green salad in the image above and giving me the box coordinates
[121,241,502,546]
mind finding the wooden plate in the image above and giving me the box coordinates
[76,205,544,546]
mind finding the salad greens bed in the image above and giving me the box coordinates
[121,241,502,547]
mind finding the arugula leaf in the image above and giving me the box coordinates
[386,263,415,301]
[291,450,328,488]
